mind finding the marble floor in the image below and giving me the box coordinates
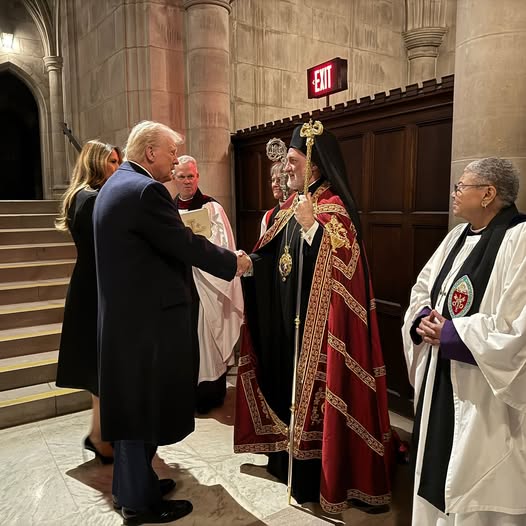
[0,381,414,526]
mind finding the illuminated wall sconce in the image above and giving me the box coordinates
[1,32,14,50]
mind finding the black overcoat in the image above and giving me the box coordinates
[93,162,237,445]
[56,187,99,394]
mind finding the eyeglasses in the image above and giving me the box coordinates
[453,183,489,195]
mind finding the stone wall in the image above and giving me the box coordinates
[62,0,185,152]
[436,0,456,79]
[231,0,406,131]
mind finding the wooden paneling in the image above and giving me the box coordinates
[239,151,264,211]
[233,76,454,416]
[411,224,449,286]
[340,135,364,204]
[415,121,453,211]
[368,223,403,303]
[371,129,405,211]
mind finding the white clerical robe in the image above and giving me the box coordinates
[190,202,244,383]
[402,221,526,526]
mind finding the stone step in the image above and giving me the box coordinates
[0,242,76,264]
[0,213,58,229]
[0,323,62,359]
[0,278,69,305]
[0,200,60,214]
[0,350,58,391]
[0,382,91,429]
[0,259,75,282]
[0,228,70,245]
[0,300,65,331]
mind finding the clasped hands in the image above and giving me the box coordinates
[235,250,252,277]
[295,193,316,230]
[416,309,446,346]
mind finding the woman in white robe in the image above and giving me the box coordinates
[402,157,526,526]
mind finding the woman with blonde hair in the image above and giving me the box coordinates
[56,140,121,462]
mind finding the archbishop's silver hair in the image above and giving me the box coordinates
[124,121,184,162]
[177,155,198,168]
[465,157,520,206]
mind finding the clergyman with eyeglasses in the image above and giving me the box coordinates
[170,155,244,414]
[402,157,526,525]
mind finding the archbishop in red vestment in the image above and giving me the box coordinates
[234,124,395,513]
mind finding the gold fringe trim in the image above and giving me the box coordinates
[234,440,288,454]
[240,370,288,436]
[319,490,391,514]
[325,388,385,456]
[332,239,360,281]
[328,332,376,391]
[331,280,368,326]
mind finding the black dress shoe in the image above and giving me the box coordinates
[122,499,192,525]
[113,479,176,510]
[83,436,113,464]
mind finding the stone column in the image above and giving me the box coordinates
[403,0,447,84]
[450,0,526,224]
[402,27,447,84]
[43,55,67,197]
[183,0,233,219]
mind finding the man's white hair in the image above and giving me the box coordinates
[124,121,184,162]
[177,154,198,168]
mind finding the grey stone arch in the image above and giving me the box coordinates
[0,60,53,198]
[21,0,67,197]
[22,0,58,57]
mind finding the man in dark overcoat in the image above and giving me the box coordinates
[93,120,247,525]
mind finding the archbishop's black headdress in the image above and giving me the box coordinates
[289,124,363,243]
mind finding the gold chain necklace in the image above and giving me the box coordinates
[278,218,300,282]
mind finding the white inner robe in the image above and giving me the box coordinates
[183,201,244,383]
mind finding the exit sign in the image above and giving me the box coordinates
[307,58,348,99]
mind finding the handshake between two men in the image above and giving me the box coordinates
[235,250,253,277]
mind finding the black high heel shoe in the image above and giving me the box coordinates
[83,436,114,464]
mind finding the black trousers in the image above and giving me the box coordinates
[112,440,161,511]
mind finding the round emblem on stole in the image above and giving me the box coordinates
[447,275,474,318]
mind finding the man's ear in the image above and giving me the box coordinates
[145,145,155,162]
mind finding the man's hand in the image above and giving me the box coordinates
[416,309,445,346]
[295,192,315,230]
[235,250,252,277]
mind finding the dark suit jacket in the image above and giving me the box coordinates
[93,162,237,445]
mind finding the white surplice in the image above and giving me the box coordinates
[402,221,526,526]
[185,202,244,383]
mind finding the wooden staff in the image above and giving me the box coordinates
[287,119,323,505]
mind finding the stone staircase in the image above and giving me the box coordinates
[0,201,90,429]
